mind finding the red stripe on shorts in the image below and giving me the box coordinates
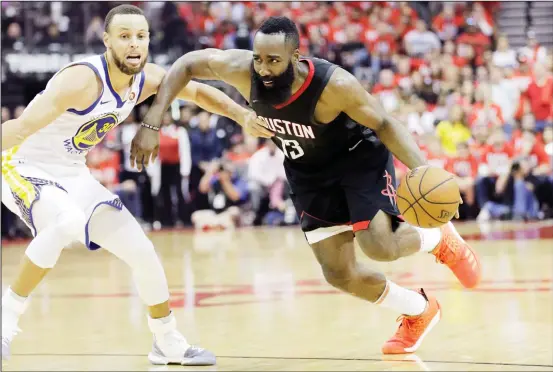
[352,220,371,232]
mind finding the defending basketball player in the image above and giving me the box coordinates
[1,5,272,366]
[133,17,482,354]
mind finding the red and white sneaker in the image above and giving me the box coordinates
[382,289,441,354]
[432,222,482,288]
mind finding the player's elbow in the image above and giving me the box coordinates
[177,50,212,78]
[164,54,196,89]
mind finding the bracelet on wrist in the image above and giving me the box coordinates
[141,123,160,132]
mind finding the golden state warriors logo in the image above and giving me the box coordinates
[70,113,118,152]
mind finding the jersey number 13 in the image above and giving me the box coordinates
[274,137,305,160]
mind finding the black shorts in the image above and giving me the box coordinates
[285,143,401,243]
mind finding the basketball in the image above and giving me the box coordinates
[396,165,460,228]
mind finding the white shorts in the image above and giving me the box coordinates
[1,158,122,249]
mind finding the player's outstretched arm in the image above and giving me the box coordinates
[328,68,427,170]
[139,63,272,138]
[1,66,100,151]
[142,49,253,129]
[131,50,271,171]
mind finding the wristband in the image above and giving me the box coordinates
[141,123,160,131]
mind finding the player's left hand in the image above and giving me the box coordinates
[130,125,160,171]
[240,109,274,138]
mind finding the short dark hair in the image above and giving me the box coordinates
[257,16,300,50]
[104,4,144,32]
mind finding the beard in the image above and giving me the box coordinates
[112,51,148,75]
[251,61,295,105]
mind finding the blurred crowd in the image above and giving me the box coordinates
[1,1,553,240]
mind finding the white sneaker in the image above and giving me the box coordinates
[1,326,20,363]
[148,330,216,366]
[2,336,11,363]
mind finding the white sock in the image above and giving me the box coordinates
[147,312,190,351]
[412,226,442,253]
[2,287,27,312]
[375,280,427,316]
[148,311,176,335]
[2,288,28,333]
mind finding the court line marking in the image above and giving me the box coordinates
[11,353,553,368]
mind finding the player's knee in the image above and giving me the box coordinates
[321,265,353,290]
[119,231,159,271]
[134,238,157,264]
[356,229,398,262]
[25,208,86,269]
[55,209,87,242]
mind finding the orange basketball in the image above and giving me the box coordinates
[396,165,460,228]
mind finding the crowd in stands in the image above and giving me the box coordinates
[1,1,552,240]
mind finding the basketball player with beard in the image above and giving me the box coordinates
[133,16,482,354]
[1,4,272,366]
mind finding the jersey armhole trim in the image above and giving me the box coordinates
[309,64,338,125]
[66,62,104,115]
[137,70,146,103]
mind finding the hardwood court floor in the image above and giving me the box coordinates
[2,221,553,371]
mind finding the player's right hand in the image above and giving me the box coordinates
[130,125,160,171]
[240,110,274,138]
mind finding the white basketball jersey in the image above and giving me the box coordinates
[9,54,145,166]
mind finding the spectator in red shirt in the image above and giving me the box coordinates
[421,135,448,169]
[475,128,518,221]
[481,128,514,177]
[470,124,490,163]
[308,27,331,60]
[369,22,398,58]
[152,112,191,227]
[455,80,475,114]
[432,3,464,42]
[456,18,491,66]
[394,55,412,90]
[469,83,505,128]
[373,69,400,113]
[514,130,551,176]
[442,40,469,68]
[509,129,552,220]
[522,63,553,132]
[88,145,120,192]
[511,113,544,148]
[396,13,415,39]
[471,3,494,37]
[447,142,479,179]
[390,2,418,26]
[446,142,479,217]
